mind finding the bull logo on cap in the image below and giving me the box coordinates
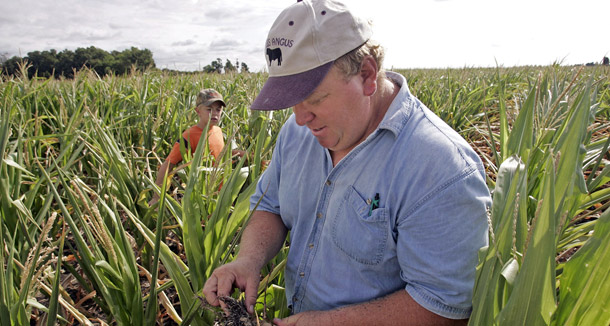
[266,47,282,66]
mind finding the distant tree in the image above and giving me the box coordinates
[214,58,223,73]
[1,56,23,76]
[56,50,75,78]
[27,50,59,78]
[202,64,213,73]
[224,59,237,73]
[240,62,249,73]
[74,46,112,76]
[603,56,609,66]
[122,47,155,71]
[108,47,155,75]
[203,58,224,73]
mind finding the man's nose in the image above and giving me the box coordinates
[293,103,314,126]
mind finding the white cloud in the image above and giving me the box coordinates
[171,39,197,47]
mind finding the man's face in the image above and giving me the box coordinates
[196,101,224,126]
[293,66,376,157]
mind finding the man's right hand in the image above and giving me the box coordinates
[202,258,262,314]
[203,210,289,315]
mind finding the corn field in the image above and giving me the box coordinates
[1,63,609,325]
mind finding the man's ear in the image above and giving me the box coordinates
[360,56,378,97]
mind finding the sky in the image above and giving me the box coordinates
[1,0,609,72]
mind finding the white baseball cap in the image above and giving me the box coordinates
[251,0,373,111]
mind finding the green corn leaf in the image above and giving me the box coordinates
[497,155,557,326]
[554,208,610,326]
[469,156,528,326]
[145,164,171,325]
[497,75,509,163]
[95,261,124,291]
[47,224,66,326]
[182,124,210,292]
[505,81,536,162]
[121,201,210,325]
[205,160,250,275]
[553,82,592,201]
[0,212,12,325]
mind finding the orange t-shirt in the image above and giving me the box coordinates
[166,125,225,164]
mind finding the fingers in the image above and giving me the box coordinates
[203,260,263,314]
[202,265,244,307]
[216,271,237,299]
[202,274,220,306]
[244,275,259,314]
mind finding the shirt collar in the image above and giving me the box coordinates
[377,71,414,138]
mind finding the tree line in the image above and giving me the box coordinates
[0,46,252,78]
[0,46,155,78]
[202,58,249,74]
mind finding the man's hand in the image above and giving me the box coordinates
[202,258,262,314]
[203,211,288,314]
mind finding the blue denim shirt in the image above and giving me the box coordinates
[250,72,491,319]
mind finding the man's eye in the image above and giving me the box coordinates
[308,94,328,106]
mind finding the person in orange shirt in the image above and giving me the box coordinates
[149,88,242,206]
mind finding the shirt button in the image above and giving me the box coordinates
[316,213,322,218]
[308,243,314,249]
[325,180,331,186]
[299,272,305,277]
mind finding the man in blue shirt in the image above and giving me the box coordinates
[203,0,491,325]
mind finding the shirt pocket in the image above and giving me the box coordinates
[331,186,389,265]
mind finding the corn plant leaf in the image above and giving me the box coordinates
[121,201,210,325]
[2,157,34,176]
[145,167,171,325]
[500,258,519,286]
[182,126,210,292]
[497,155,557,326]
[585,135,610,191]
[205,162,250,274]
[47,225,66,326]
[553,83,591,201]
[505,83,536,162]
[497,76,509,162]
[0,213,12,325]
[469,156,527,326]
[95,261,124,291]
[554,208,610,326]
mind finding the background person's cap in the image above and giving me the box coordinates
[196,89,226,107]
[251,0,372,111]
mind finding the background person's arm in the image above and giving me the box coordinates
[203,210,288,313]
[148,159,175,206]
